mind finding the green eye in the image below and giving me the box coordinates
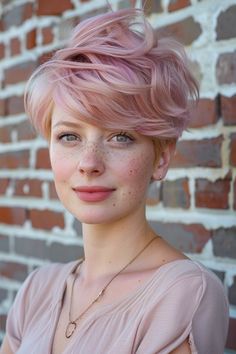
[59,134,79,142]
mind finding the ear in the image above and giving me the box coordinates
[152,141,176,181]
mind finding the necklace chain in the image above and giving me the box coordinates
[65,236,157,338]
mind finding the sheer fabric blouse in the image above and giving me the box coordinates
[5,259,229,354]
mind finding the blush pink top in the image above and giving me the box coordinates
[6,259,229,354]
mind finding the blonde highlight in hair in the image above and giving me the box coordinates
[24,8,198,140]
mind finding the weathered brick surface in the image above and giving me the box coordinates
[73,219,83,235]
[229,276,236,306]
[189,98,219,128]
[216,5,236,40]
[230,133,236,166]
[6,95,24,115]
[146,182,161,206]
[47,242,84,262]
[168,0,191,12]
[10,37,21,56]
[195,177,231,209]
[150,221,211,253]
[234,179,236,210]
[226,318,236,350]
[0,43,5,60]
[14,179,42,197]
[42,26,54,45]
[36,148,51,169]
[216,51,236,85]
[157,17,202,46]
[2,3,33,30]
[26,28,37,50]
[0,234,9,252]
[0,99,6,116]
[213,227,236,259]
[0,261,28,281]
[0,151,29,169]
[0,207,26,225]
[14,237,47,259]
[162,178,190,209]
[221,95,236,125]
[29,209,64,230]
[0,179,9,195]
[49,182,59,199]
[0,289,8,304]
[0,315,7,332]
[4,61,36,86]
[37,0,74,16]
[142,0,163,15]
[171,137,223,168]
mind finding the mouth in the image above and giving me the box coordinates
[72,186,116,202]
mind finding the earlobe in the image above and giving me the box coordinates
[152,142,176,181]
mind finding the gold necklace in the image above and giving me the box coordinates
[65,236,157,338]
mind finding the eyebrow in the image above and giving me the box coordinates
[52,121,82,129]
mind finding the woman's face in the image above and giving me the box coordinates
[49,106,157,225]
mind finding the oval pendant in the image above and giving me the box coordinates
[65,321,77,338]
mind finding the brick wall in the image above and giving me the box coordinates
[0,0,235,351]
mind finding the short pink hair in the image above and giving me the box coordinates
[24,8,198,140]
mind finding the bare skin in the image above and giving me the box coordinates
[0,113,191,354]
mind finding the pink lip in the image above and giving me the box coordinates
[72,186,115,202]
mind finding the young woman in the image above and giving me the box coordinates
[1,8,228,354]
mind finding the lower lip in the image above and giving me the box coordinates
[74,190,114,202]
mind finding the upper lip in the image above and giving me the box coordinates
[73,186,115,192]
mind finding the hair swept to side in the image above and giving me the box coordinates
[24,8,198,140]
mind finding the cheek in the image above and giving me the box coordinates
[50,148,73,182]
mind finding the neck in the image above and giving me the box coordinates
[80,211,155,282]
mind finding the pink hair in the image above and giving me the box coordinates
[24,8,198,140]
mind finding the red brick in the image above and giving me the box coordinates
[226,318,236,350]
[14,179,42,197]
[2,3,33,30]
[221,95,236,125]
[168,0,191,12]
[230,133,236,166]
[0,126,11,143]
[150,221,211,253]
[14,237,46,259]
[171,136,223,168]
[213,227,236,259]
[16,120,37,141]
[36,148,51,169]
[37,0,74,16]
[146,182,161,206]
[234,179,236,210]
[49,182,59,199]
[162,178,190,209]
[141,0,163,15]
[216,5,236,40]
[0,314,7,332]
[0,207,26,225]
[0,150,30,169]
[4,61,36,85]
[157,17,202,46]
[0,98,6,116]
[216,51,236,85]
[6,95,24,115]
[0,261,28,281]
[189,98,219,128]
[26,28,37,49]
[38,50,54,65]
[0,179,9,195]
[195,176,230,209]
[0,43,5,60]
[10,37,21,56]
[29,209,64,230]
[42,26,54,45]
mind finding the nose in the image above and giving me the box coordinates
[77,144,105,177]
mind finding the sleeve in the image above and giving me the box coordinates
[5,268,39,353]
[190,270,229,354]
[135,269,229,354]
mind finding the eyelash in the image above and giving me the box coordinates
[56,131,134,144]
